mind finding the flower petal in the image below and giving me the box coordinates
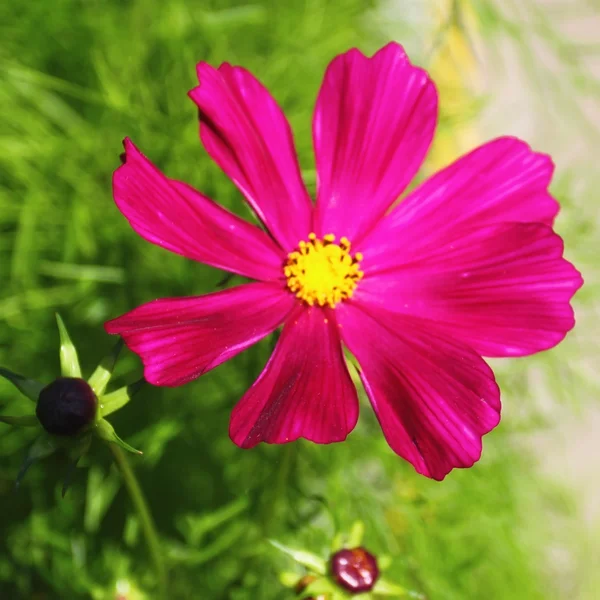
[359,136,559,269]
[104,283,294,387]
[114,139,285,281]
[189,63,312,251]
[356,223,582,357]
[312,42,437,241]
[337,303,501,480]
[229,306,359,447]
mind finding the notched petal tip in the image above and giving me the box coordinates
[229,308,359,449]
[105,284,295,389]
[189,59,312,250]
[337,304,501,480]
[313,41,437,241]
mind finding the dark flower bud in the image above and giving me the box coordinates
[330,547,379,594]
[36,377,97,436]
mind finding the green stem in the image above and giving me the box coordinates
[110,444,167,598]
[261,443,295,535]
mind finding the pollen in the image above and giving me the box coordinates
[284,233,364,308]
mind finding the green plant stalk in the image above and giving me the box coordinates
[109,444,167,598]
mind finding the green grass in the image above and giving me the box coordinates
[0,0,598,598]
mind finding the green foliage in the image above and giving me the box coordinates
[0,0,597,599]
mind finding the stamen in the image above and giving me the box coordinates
[284,233,364,308]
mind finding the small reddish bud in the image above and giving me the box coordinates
[36,377,97,436]
[330,547,379,594]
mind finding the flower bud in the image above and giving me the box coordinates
[330,547,379,594]
[36,377,97,436]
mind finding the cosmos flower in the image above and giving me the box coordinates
[105,43,582,480]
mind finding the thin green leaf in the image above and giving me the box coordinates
[95,418,142,455]
[99,378,144,417]
[84,464,122,533]
[279,571,301,588]
[16,433,59,488]
[55,313,81,377]
[0,414,38,426]
[177,496,249,545]
[0,366,43,402]
[88,339,123,397]
[373,579,424,598]
[302,577,340,598]
[347,520,364,548]
[269,540,326,575]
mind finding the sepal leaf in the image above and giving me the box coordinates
[347,520,365,548]
[16,433,60,488]
[95,418,142,454]
[0,367,43,402]
[100,378,144,417]
[302,577,343,599]
[88,339,124,397]
[373,579,425,598]
[269,539,326,575]
[56,313,82,377]
[0,414,38,426]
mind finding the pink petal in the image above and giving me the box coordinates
[189,63,312,251]
[356,223,582,357]
[337,303,501,480]
[114,139,285,281]
[229,306,359,448]
[104,283,295,387]
[312,42,437,242]
[359,137,559,268]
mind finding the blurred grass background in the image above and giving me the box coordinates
[1,0,599,598]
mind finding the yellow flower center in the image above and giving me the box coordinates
[284,233,364,308]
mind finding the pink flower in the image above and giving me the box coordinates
[105,43,582,480]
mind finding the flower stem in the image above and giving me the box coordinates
[109,444,167,598]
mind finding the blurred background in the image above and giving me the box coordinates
[1,0,598,598]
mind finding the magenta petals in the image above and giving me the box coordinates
[358,136,560,270]
[114,139,285,281]
[356,222,582,357]
[229,307,359,448]
[106,43,583,478]
[104,283,295,387]
[337,303,501,480]
[312,42,438,242]
[189,63,312,251]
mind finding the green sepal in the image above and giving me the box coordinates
[278,571,301,588]
[16,433,60,488]
[0,366,43,402]
[346,520,364,548]
[95,418,142,455]
[56,313,82,378]
[99,378,144,418]
[373,579,424,598]
[0,414,39,426]
[302,577,341,598]
[269,540,326,575]
[88,339,123,397]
